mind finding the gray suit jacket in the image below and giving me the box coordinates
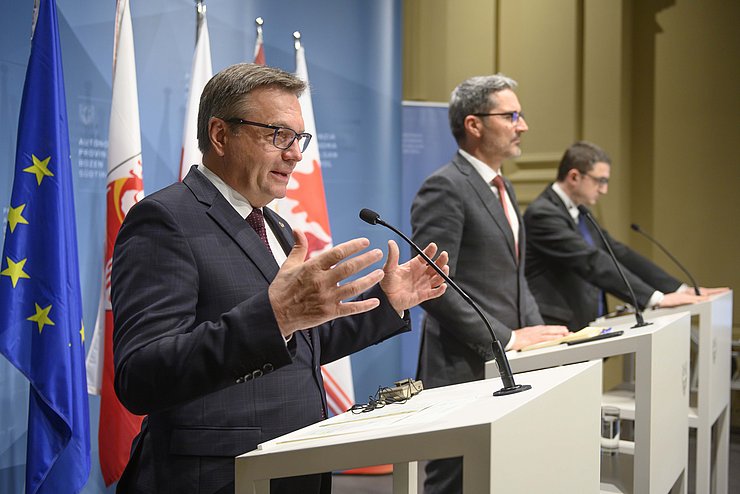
[411,153,543,388]
[111,166,409,494]
[524,184,681,330]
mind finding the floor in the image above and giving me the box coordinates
[331,429,740,493]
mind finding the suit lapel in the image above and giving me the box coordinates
[455,155,518,261]
[545,185,578,231]
[183,167,280,283]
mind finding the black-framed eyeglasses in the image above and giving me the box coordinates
[224,118,312,152]
[581,172,609,186]
[471,111,525,125]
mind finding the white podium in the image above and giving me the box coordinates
[486,312,690,494]
[592,291,733,494]
[236,361,602,494]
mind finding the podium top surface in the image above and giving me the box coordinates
[593,289,733,327]
[490,312,689,373]
[238,360,600,457]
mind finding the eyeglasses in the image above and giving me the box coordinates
[471,111,525,125]
[581,172,609,186]
[224,118,312,152]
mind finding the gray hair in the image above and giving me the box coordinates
[448,74,518,144]
[197,63,306,153]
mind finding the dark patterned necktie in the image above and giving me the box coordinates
[246,208,272,253]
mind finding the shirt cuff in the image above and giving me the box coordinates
[648,290,664,309]
[504,331,516,351]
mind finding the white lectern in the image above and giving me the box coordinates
[236,361,602,494]
[486,312,690,494]
[592,291,733,494]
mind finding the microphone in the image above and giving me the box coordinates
[630,223,700,295]
[359,208,531,396]
[577,206,650,328]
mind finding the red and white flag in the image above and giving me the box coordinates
[179,3,212,180]
[271,39,355,416]
[253,18,265,65]
[85,0,145,485]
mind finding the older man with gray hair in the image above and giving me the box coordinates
[411,74,568,494]
[111,63,449,494]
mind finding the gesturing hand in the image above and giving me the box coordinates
[380,240,449,314]
[268,230,386,337]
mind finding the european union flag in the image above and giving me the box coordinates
[0,0,91,493]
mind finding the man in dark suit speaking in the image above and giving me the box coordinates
[110,63,449,494]
[411,74,569,494]
[523,141,720,331]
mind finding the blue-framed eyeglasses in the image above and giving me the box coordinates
[224,118,312,152]
[471,111,525,126]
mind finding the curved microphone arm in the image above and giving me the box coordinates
[631,223,700,295]
[578,206,650,328]
[359,208,531,396]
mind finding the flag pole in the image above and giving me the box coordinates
[293,30,301,52]
[195,0,205,44]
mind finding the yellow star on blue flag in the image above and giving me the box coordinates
[7,204,30,233]
[23,154,54,185]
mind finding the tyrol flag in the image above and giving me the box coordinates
[84,0,145,486]
[270,34,355,415]
[0,0,91,492]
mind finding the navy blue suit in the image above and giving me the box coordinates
[111,166,409,493]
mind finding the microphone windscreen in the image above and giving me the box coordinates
[630,223,640,232]
[359,208,380,225]
[577,205,590,216]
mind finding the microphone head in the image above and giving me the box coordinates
[630,223,641,232]
[359,208,380,225]
[576,205,590,216]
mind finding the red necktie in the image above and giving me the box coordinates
[491,175,519,260]
[246,208,272,253]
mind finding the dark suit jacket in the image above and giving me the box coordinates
[410,153,543,388]
[111,166,409,494]
[524,184,681,330]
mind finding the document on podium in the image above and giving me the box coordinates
[257,394,480,450]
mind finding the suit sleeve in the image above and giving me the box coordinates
[524,202,663,309]
[609,237,682,294]
[411,173,513,358]
[111,198,293,415]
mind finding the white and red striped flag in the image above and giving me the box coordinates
[271,35,355,416]
[179,2,212,180]
[84,0,145,485]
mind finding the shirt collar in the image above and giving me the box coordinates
[458,148,503,184]
[551,182,579,221]
[197,163,256,219]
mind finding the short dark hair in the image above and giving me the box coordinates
[556,141,611,181]
[197,63,306,153]
[448,74,518,144]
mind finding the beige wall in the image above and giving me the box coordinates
[404,0,739,335]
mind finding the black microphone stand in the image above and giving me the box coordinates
[359,209,531,396]
[631,223,700,295]
[578,206,650,329]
